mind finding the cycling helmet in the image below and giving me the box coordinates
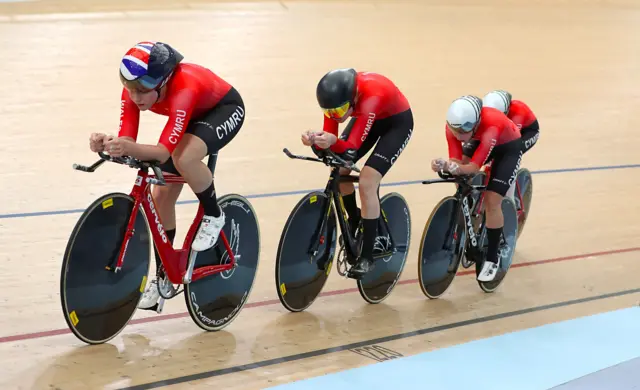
[119,41,184,92]
[482,90,512,115]
[316,68,357,119]
[446,95,483,134]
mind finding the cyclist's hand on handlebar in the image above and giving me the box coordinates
[431,158,447,172]
[301,130,318,146]
[104,136,131,158]
[445,160,461,175]
[89,133,108,153]
[312,132,337,149]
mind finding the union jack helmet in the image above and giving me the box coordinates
[119,41,183,91]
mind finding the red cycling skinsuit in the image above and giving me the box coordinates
[506,99,539,153]
[118,63,245,174]
[320,72,414,177]
[449,107,522,196]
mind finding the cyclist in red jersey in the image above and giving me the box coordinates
[301,68,413,278]
[482,90,539,153]
[88,42,246,311]
[481,90,539,201]
[431,95,522,282]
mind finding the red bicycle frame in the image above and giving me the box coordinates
[111,168,236,285]
[474,163,525,220]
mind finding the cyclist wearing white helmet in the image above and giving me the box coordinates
[431,95,522,282]
[482,90,539,153]
[479,90,539,201]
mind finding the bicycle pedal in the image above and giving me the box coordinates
[346,269,366,280]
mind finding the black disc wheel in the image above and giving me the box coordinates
[357,192,411,304]
[60,193,151,345]
[184,194,260,331]
[275,192,338,312]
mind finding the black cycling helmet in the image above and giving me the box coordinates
[316,68,357,110]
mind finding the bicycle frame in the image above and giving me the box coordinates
[308,167,396,260]
[111,168,236,286]
[448,181,484,250]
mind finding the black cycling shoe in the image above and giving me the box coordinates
[347,256,374,279]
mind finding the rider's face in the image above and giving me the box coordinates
[126,86,158,111]
[447,124,473,142]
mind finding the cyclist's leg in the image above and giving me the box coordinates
[337,118,359,222]
[337,118,381,233]
[153,159,184,256]
[506,120,539,200]
[337,118,367,226]
[478,138,523,282]
[172,87,246,252]
[521,120,540,153]
[351,109,414,275]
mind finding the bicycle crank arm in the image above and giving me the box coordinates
[373,250,397,259]
[156,297,165,314]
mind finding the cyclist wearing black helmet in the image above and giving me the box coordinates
[301,68,414,277]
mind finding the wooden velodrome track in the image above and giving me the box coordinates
[0,0,639,388]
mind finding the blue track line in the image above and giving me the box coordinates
[2,163,639,220]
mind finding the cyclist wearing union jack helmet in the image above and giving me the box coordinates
[88,41,247,312]
[119,41,183,98]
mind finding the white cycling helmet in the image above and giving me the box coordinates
[482,90,512,115]
[446,95,483,134]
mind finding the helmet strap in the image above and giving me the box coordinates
[154,70,174,103]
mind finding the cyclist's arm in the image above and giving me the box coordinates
[466,126,500,173]
[157,88,197,157]
[322,115,339,136]
[124,142,170,163]
[118,89,140,141]
[330,96,382,154]
[445,126,463,163]
[127,88,198,163]
[447,127,497,175]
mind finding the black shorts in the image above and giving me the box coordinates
[158,87,245,176]
[521,120,539,153]
[462,138,524,196]
[339,109,414,177]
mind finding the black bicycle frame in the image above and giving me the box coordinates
[307,166,396,260]
[424,174,487,259]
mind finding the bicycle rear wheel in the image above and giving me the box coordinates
[357,192,411,304]
[515,168,533,238]
[184,194,260,331]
